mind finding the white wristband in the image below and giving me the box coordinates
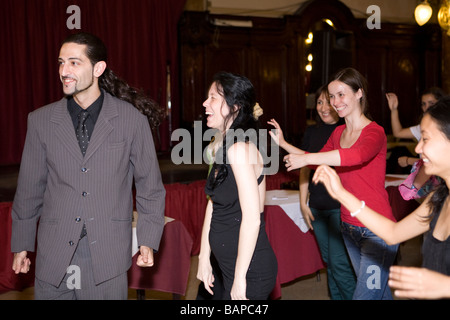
[350,201,365,217]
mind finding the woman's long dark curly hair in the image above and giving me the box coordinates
[62,32,163,129]
[209,72,261,188]
[425,96,450,219]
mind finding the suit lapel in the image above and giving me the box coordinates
[51,97,84,162]
[51,93,119,163]
[83,93,118,162]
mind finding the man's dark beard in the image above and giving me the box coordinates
[64,75,94,98]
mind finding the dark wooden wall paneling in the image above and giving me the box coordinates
[178,2,442,147]
[356,23,442,130]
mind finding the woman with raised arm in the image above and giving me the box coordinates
[268,85,355,299]
[271,68,398,300]
[313,96,450,299]
[386,88,445,201]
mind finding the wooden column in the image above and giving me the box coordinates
[442,32,450,94]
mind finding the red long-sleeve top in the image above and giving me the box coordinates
[320,122,396,227]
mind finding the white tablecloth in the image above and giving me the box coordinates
[264,175,408,235]
[265,189,309,233]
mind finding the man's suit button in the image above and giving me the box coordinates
[82,192,88,197]
[81,167,88,172]
[69,241,74,246]
[75,217,81,222]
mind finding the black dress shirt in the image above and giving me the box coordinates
[67,91,104,238]
[67,90,104,140]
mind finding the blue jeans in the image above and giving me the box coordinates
[310,208,356,300]
[341,222,399,300]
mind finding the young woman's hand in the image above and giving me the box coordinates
[389,266,450,299]
[283,154,308,171]
[267,118,286,147]
[231,277,248,300]
[386,93,399,111]
[197,257,215,295]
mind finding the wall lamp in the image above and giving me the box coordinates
[415,0,433,26]
[415,0,450,35]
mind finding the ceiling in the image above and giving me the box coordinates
[186,0,426,24]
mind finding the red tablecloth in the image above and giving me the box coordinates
[264,205,325,299]
[0,202,35,293]
[162,171,300,256]
[1,201,193,297]
[127,219,193,296]
[164,180,207,256]
[386,186,420,221]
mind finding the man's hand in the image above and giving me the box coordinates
[136,246,154,267]
[12,251,31,274]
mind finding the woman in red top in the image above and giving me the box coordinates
[281,68,398,299]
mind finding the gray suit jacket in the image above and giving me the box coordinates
[11,92,165,286]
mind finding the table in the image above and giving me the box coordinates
[384,174,420,221]
[0,202,193,298]
[263,190,325,299]
[265,189,309,233]
[0,202,35,293]
[163,180,207,256]
[161,171,300,257]
[128,213,193,298]
[262,175,412,300]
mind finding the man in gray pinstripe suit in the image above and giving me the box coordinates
[11,33,166,299]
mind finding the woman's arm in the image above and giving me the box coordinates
[397,156,419,167]
[312,165,430,245]
[299,167,314,229]
[284,149,341,171]
[228,142,263,300]
[283,126,341,171]
[386,93,415,139]
[196,199,214,295]
[267,119,305,155]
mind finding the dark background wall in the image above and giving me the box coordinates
[0,0,443,165]
[178,0,442,147]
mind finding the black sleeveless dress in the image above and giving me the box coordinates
[205,162,277,300]
[422,210,450,276]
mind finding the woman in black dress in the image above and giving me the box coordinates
[197,72,277,300]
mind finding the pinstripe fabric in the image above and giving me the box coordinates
[11,92,165,287]
[34,236,128,299]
